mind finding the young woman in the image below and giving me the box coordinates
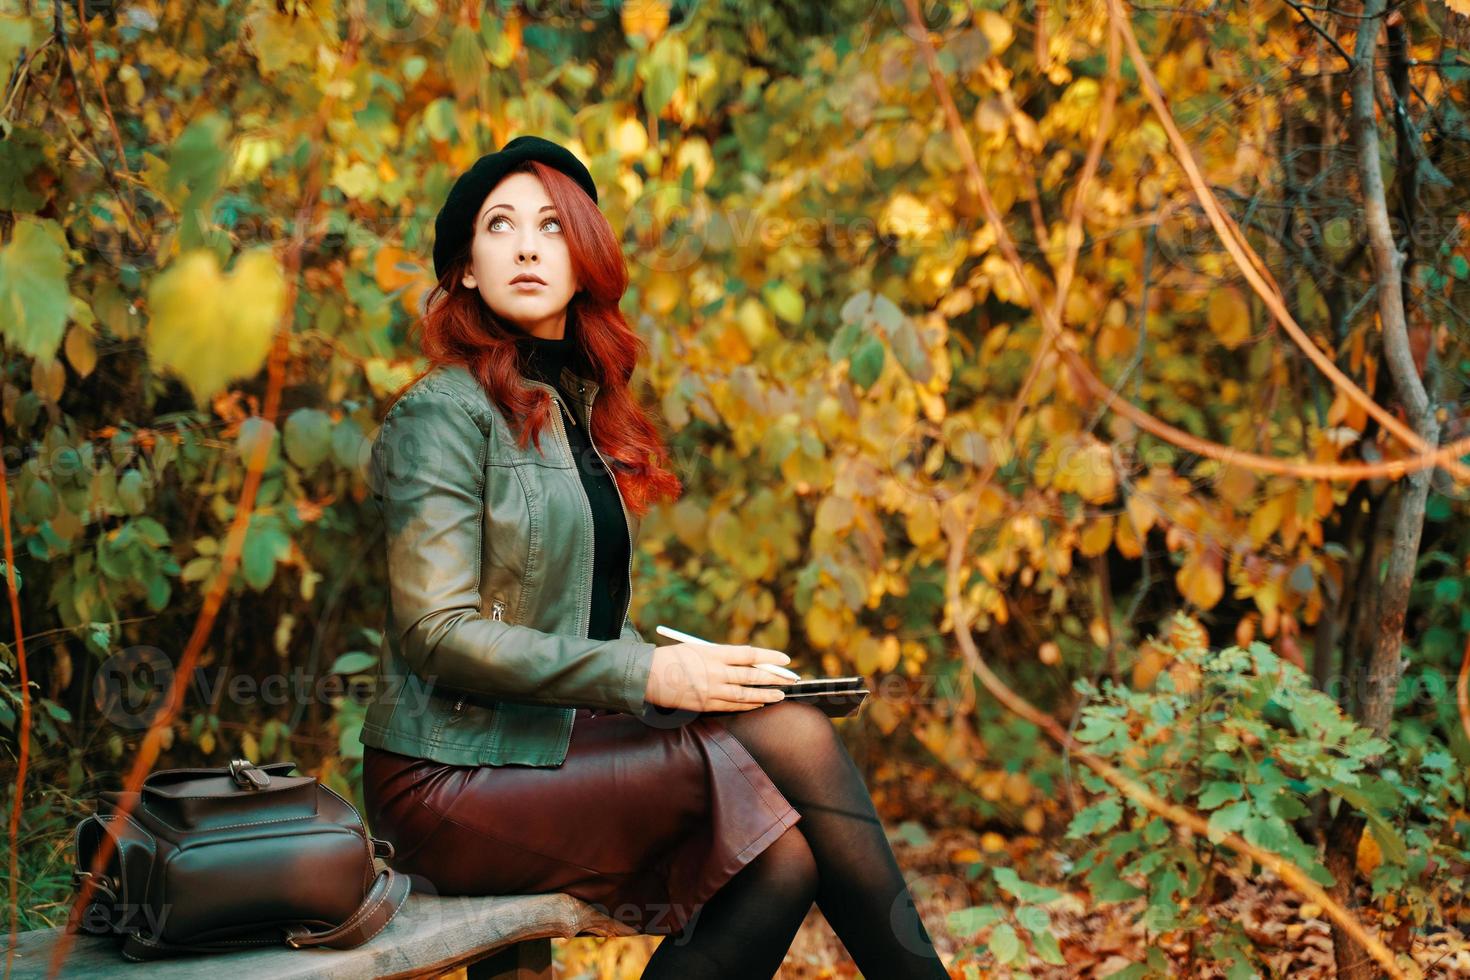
[359,135,949,979]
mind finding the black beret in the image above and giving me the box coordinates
[432,135,599,281]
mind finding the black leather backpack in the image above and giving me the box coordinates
[70,757,411,961]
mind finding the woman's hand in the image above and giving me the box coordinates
[644,643,791,713]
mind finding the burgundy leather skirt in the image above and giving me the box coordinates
[361,706,801,936]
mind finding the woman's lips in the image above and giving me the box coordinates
[510,280,547,290]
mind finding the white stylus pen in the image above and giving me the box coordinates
[654,625,802,681]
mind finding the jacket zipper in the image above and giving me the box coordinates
[454,597,507,715]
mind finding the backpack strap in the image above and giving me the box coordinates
[282,865,412,949]
[116,863,410,959]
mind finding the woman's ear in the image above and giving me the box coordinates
[461,272,477,289]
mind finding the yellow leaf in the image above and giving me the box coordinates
[146,249,284,405]
[881,192,944,240]
[1215,464,1256,509]
[1253,577,1280,621]
[713,320,753,364]
[879,636,900,672]
[1132,641,1170,688]
[644,273,683,316]
[1356,830,1382,876]
[331,160,378,201]
[1115,512,1142,558]
[976,11,1014,57]
[1126,492,1156,537]
[805,604,843,649]
[1207,286,1252,349]
[764,282,804,326]
[1079,515,1114,556]
[906,500,939,547]
[63,326,97,379]
[852,633,883,675]
[1177,548,1224,609]
[374,246,420,293]
[736,296,774,349]
[867,696,900,735]
[1074,441,1117,503]
[621,0,669,42]
[31,356,65,403]
[1248,493,1287,547]
[611,116,648,157]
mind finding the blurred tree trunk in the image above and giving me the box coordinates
[1326,3,1442,976]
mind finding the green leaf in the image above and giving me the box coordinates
[332,417,367,469]
[1015,905,1050,933]
[446,24,485,102]
[0,14,34,95]
[1031,927,1066,966]
[329,651,378,676]
[871,293,903,334]
[764,281,805,326]
[1066,798,1122,838]
[994,867,1062,904]
[1197,781,1244,809]
[338,716,364,759]
[1142,816,1170,845]
[849,335,885,390]
[889,319,932,383]
[947,905,1003,936]
[241,516,291,592]
[284,408,334,469]
[1242,816,1295,854]
[424,99,458,142]
[840,290,872,324]
[117,470,148,515]
[0,216,71,360]
[987,923,1021,965]
[639,35,688,117]
[1206,800,1252,841]
[828,320,861,361]
[1334,784,1409,865]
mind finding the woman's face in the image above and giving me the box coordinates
[461,171,579,339]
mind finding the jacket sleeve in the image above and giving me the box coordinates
[372,383,656,715]
[620,613,646,645]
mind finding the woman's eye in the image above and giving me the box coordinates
[487,216,560,232]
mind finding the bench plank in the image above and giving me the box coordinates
[4,892,638,979]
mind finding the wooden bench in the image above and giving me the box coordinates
[4,890,641,979]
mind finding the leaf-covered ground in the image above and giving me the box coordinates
[543,760,1470,979]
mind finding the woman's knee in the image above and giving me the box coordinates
[758,824,820,903]
[726,699,844,763]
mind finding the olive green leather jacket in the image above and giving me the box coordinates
[357,361,657,767]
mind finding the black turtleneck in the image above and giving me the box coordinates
[517,328,630,643]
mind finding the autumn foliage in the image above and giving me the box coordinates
[3,0,1470,976]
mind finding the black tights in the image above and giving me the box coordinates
[641,701,949,979]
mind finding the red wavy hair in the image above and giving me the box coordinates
[387,159,683,518]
